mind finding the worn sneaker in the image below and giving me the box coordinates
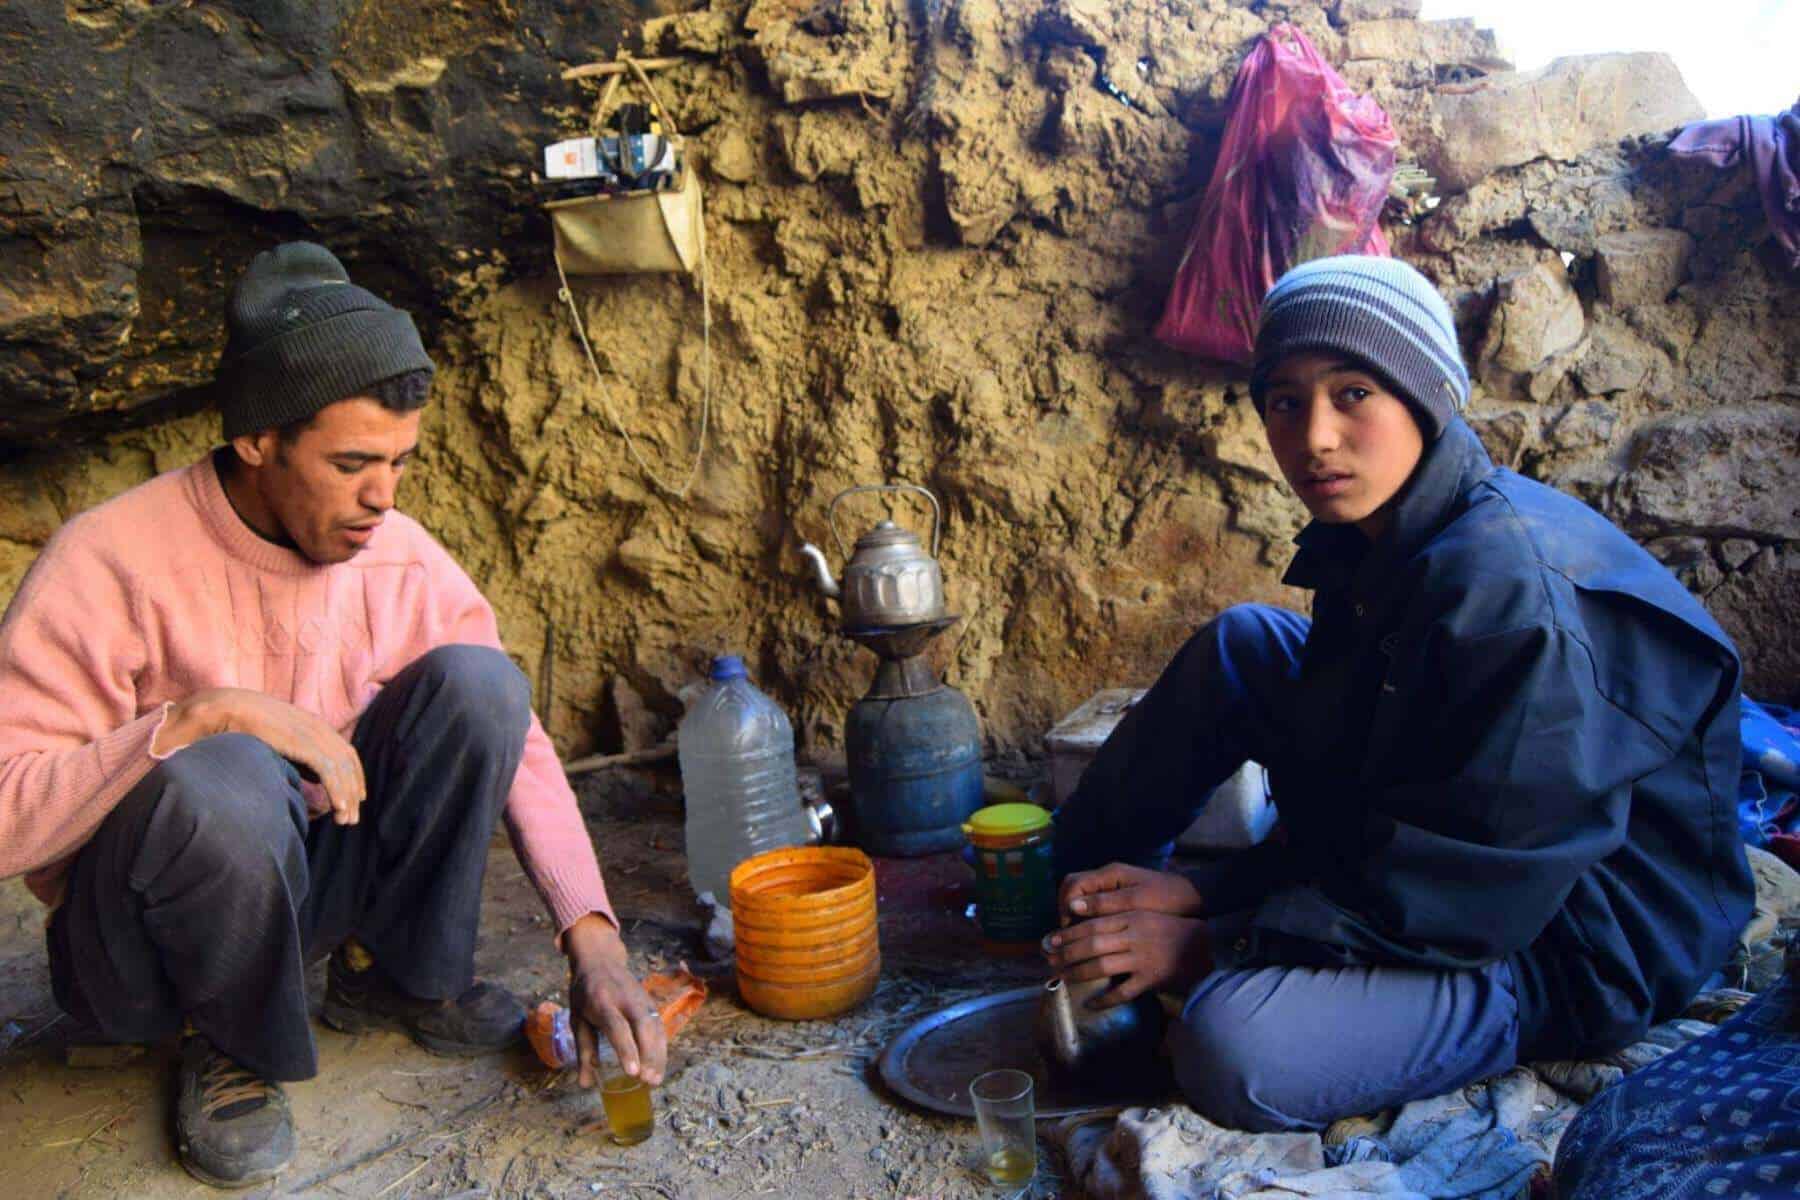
[320,940,526,1057]
[174,1034,294,1189]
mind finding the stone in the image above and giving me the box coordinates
[697,1063,736,1088]
[1647,536,1711,570]
[1526,172,1641,257]
[1546,400,1617,454]
[1481,262,1586,374]
[1721,539,1760,571]
[1425,54,1704,193]
[1464,408,1533,468]
[641,8,737,54]
[774,113,859,182]
[1343,17,1505,69]
[1709,546,1800,702]
[1596,229,1695,308]
[1420,174,1534,254]
[708,129,758,184]
[1648,536,1724,595]
[603,675,662,752]
[754,0,905,104]
[1742,846,1800,947]
[1036,0,1112,47]
[1614,403,1800,541]
[937,136,1024,247]
[1576,319,1661,396]
[1333,0,1423,22]
[744,0,813,34]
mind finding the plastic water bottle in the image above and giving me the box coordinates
[679,655,810,906]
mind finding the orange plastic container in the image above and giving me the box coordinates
[731,847,880,1020]
[735,943,879,984]
[737,961,881,1021]
[734,925,880,969]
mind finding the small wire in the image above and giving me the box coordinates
[553,196,711,500]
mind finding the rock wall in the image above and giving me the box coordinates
[3,0,1797,763]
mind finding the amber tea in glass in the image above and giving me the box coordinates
[601,1073,654,1145]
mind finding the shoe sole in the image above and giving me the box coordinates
[179,1155,287,1191]
[319,996,514,1058]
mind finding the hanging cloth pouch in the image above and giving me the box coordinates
[544,57,704,276]
[547,55,710,499]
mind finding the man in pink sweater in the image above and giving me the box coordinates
[0,243,665,1188]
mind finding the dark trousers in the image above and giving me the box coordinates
[46,645,531,1082]
[1053,605,1521,1131]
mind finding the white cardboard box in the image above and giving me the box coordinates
[544,137,601,180]
[1044,687,1276,850]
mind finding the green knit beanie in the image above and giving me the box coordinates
[217,242,435,440]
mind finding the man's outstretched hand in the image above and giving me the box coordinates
[563,914,667,1087]
[1058,862,1204,924]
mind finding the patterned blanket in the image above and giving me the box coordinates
[1554,975,1800,1200]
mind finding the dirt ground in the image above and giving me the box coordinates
[0,769,1072,1199]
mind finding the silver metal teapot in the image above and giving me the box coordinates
[798,484,948,631]
[1034,975,1165,1080]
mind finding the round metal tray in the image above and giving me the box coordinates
[877,986,1173,1120]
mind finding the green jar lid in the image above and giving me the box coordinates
[963,802,1052,839]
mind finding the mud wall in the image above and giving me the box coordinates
[3,0,1797,761]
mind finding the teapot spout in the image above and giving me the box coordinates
[1037,978,1083,1073]
[798,543,841,599]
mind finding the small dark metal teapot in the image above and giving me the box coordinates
[1034,975,1165,1080]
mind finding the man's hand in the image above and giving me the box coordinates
[156,687,365,824]
[1059,862,1203,924]
[564,914,667,1087]
[1043,910,1213,1008]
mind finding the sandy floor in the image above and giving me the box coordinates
[0,769,1068,1199]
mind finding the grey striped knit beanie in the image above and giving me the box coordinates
[217,242,435,440]
[1249,255,1470,441]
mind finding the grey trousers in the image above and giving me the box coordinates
[1169,912,1520,1133]
[1056,606,1522,1132]
[46,645,530,1082]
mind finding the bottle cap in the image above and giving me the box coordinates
[963,802,1052,840]
[710,655,748,682]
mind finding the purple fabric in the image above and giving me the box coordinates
[1669,100,1800,268]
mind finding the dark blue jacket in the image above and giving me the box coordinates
[1221,419,1753,1059]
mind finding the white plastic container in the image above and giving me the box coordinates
[1044,687,1276,851]
[678,655,810,906]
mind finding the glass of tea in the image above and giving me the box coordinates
[969,1068,1036,1187]
[601,1072,654,1146]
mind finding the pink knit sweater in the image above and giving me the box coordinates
[0,453,614,937]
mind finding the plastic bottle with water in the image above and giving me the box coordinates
[679,655,810,906]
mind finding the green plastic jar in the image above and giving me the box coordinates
[963,802,1057,951]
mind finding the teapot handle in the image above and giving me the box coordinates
[825,483,942,561]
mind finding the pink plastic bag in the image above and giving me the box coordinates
[1155,25,1398,363]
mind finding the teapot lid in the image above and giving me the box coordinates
[854,519,924,551]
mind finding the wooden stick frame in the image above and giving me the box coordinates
[561,55,689,82]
